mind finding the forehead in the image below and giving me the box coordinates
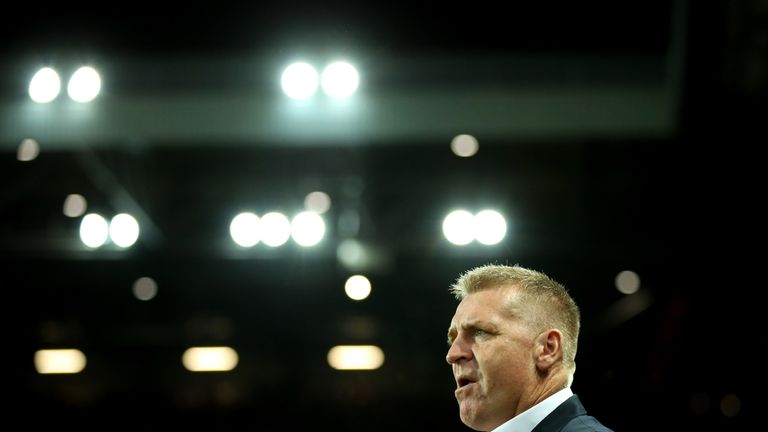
[450,286,518,325]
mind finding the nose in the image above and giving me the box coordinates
[446,336,472,365]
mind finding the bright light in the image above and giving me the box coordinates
[281,62,319,99]
[473,210,506,245]
[327,345,384,370]
[67,66,101,102]
[615,270,641,294]
[182,346,239,372]
[63,194,87,218]
[34,349,86,374]
[344,275,371,300]
[230,212,261,247]
[451,134,479,157]
[443,210,507,246]
[443,210,475,245]
[17,138,40,162]
[291,211,325,247]
[80,213,109,248]
[260,212,291,247]
[29,67,61,103]
[110,213,140,247]
[321,61,359,99]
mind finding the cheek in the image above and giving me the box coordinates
[480,345,530,386]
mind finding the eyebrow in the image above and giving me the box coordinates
[446,320,496,344]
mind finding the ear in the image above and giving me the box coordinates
[534,329,563,372]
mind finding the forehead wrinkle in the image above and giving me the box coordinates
[453,318,498,334]
[446,318,480,341]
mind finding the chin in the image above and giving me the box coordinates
[460,408,495,432]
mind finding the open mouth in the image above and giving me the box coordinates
[457,377,476,388]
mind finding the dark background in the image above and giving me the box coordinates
[2,1,764,430]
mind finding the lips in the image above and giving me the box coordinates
[455,376,478,398]
[456,375,477,388]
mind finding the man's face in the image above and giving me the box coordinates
[446,287,536,431]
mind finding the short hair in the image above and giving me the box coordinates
[450,264,581,373]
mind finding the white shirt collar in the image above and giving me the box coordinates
[492,387,573,432]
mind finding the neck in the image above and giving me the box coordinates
[518,369,570,415]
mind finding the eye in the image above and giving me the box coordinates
[446,332,457,347]
[473,328,491,339]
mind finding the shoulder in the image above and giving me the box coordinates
[534,394,614,432]
[562,415,614,432]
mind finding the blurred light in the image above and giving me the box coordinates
[443,210,475,245]
[450,134,479,157]
[690,392,710,415]
[29,67,61,103]
[67,66,101,102]
[260,212,291,247]
[132,276,158,301]
[321,61,359,99]
[615,270,641,294]
[34,349,86,374]
[337,239,368,269]
[304,191,331,214]
[80,213,109,248]
[327,345,384,370]
[720,394,741,417]
[291,211,325,247]
[109,213,140,248]
[230,212,261,247]
[344,275,371,300]
[182,346,239,372]
[281,62,319,99]
[63,194,87,217]
[17,138,40,162]
[473,210,506,245]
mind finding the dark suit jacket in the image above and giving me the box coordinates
[531,394,613,432]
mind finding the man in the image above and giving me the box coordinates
[446,264,613,431]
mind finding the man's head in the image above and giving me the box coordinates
[446,264,581,431]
